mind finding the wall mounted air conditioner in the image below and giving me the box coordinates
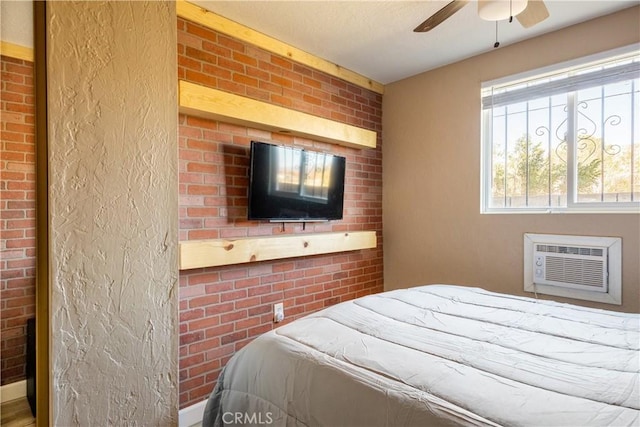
[524,234,622,305]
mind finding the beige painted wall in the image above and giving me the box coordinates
[47,2,178,424]
[383,6,640,313]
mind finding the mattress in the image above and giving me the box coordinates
[203,285,640,426]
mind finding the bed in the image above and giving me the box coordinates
[203,285,640,426]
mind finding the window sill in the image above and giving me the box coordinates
[482,207,640,215]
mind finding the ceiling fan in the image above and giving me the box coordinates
[414,0,550,33]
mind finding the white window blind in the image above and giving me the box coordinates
[483,61,640,109]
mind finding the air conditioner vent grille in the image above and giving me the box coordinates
[536,244,604,257]
[545,256,605,288]
[524,234,621,305]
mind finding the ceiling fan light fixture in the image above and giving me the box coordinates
[478,0,528,21]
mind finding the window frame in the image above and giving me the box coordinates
[480,44,640,214]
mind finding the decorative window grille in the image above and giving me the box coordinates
[481,46,640,213]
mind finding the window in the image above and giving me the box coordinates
[273,146,333,202]
[481,47,640,213]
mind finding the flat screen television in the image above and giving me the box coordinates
[248,141,346,221]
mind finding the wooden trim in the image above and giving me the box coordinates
[33,1,50,425]
[176,0,384,95]
[179,81,377,150]
[0,380,26,403]
[179,231,377,270]
[0,41,34,62]
[178,399,208,427]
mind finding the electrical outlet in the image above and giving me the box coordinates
[274,302,284,323]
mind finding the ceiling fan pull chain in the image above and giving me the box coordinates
[494,21,500,48]
[509,0,514,23]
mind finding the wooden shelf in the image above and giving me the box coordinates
[179,80,377,150]
[1,41,34,62]
[179,231,377,270]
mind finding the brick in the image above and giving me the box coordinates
[185,46,218,65]
[5,102,34,114]
[220,289,247,302]
[189,294,220,308]
[186,207,218,217]
[247,304,271,317]
[202,41,231,58]
[185,21,217,41]
[187,185,217,196]
[180,307,204,322]
[180,331,204,346]
[220,331,246,345]
[232,74,258,87]
[188,360,220,378]
[0,210,25,220]
[188,316,220,331]
[217,35,245,52]
[235,316,261,331]
[185,69,217,88]
[1,55,36,383]
[1,92,24,103]
[0,171,26,181]
[247,284,272,297]
[247,324,272,338]
[5,62,32,76]
[303,94,322,106]
[204,344,234,362]
[218,57,244,74]
[217,79,245,94]
[234,296,261,309]
[180,353,205,370]
[187,338,219,355]
[187,229,220,240]
[180,376,205,392]
[4,82,32,95]
[6,238,35,249]
[201,64,232,80]
[1,131,25,143]
[270,75,292,88]
[270,55,292,70]
[220,310,246,324]
[186,162,218,174]
[233,52,257,67]
[188,384,217,405]
[175,26,383,411]
[5,122,34,135]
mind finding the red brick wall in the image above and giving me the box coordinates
[178,19,383,408]
[0,55,36,386]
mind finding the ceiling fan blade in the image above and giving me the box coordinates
[517,0,550,29]
[414,0,470,33]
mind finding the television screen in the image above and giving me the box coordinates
[248,141,346,221]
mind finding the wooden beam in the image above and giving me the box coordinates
[180,231,377,270]
[0,41,34,62]
[33,2,50,425]
[176,0,384,95]
[179,80,377,149]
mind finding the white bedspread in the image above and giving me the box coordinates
[204,285,640,426]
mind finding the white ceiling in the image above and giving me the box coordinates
[1,1,636,85]
[192,0,638,84]
[0,0,33,48]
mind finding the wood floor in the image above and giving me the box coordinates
[0,398,35,427]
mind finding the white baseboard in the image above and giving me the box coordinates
[179,399,208,427]
[0,380,26,403]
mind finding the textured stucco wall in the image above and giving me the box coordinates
[47,2,178,424]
